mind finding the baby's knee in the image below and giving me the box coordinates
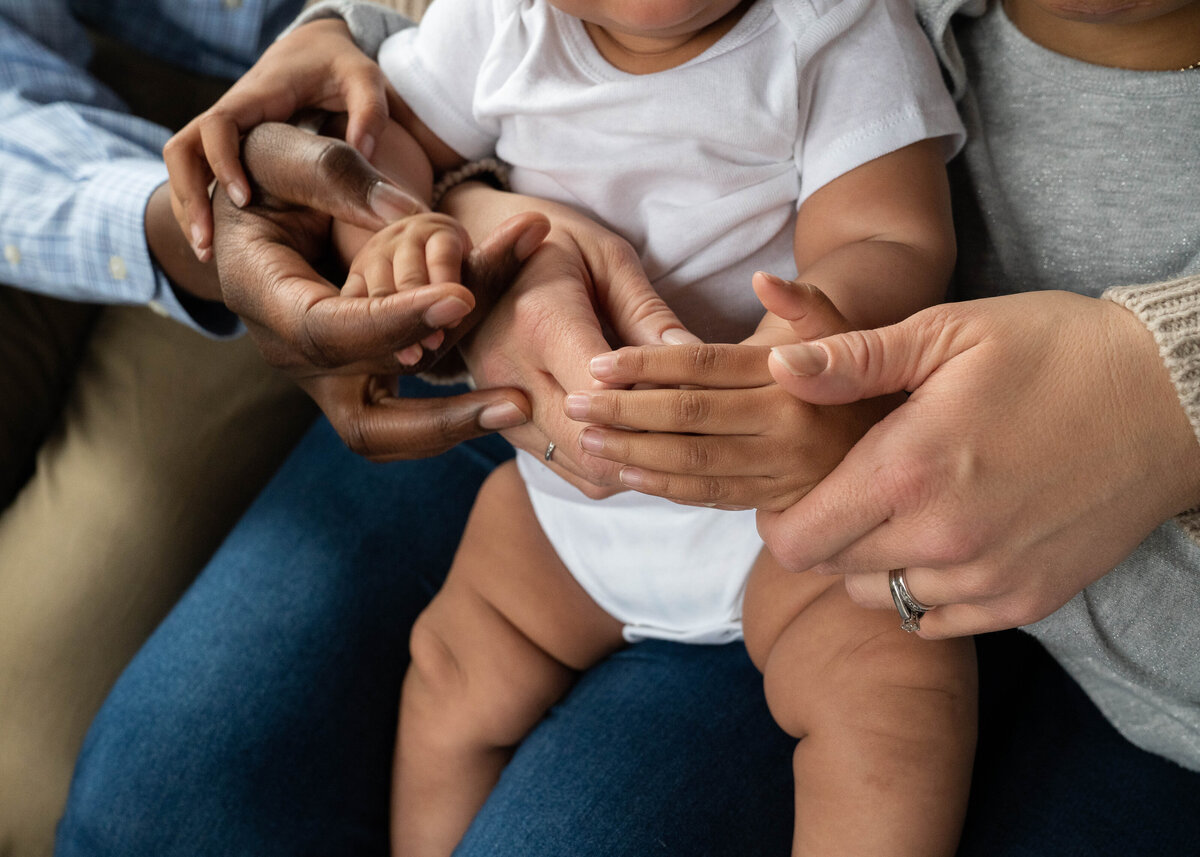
[760,617,976,743]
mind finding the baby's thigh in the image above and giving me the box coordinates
[743,554,976,737]
[426,460,624,673]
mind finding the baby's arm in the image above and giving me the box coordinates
[748,137,954,347]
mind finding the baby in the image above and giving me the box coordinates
[334,0,977,854]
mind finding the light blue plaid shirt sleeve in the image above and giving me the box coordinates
[0,0,301,335]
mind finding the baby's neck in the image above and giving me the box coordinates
[585,1,750,74]
[1004,0,1200,71]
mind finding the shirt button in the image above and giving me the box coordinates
[4,244,19,265]
[221,0,242,9]
[108,255,127,280]
[147,300,170,318]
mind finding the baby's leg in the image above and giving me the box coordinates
[392,460,625,857]
[743,555,977,857]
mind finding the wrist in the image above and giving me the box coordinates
[145,182,222,303]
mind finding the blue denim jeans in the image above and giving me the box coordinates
[56,396,1200,856]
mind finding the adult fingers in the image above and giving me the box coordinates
[241,123,424,230]
[767,304,968,405]
[565,386,773,435]
[753,437,897,574]
[163,121,218,261]
[336,67,393,163]
[301,374,531,461]
[577,425,768,477]
[587,238,697,346]
[217,225,474,373]
[610,465,760,510]
[587,343,773,388]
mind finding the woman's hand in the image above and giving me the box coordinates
[763,289,1200,638]
[443,184,696,497]
[211,123,546,460]
[567,274,896,509]
[165,18,404,261]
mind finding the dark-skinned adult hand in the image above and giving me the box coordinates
[762,289,1200,638]
[211,122,549,460]
[165,18,403,261]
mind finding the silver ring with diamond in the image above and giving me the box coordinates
[544,441,556,462]
[889,568,932,633]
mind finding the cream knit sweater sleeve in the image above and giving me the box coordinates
[1104,276,1200,540]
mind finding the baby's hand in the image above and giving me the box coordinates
[343,213,473,366]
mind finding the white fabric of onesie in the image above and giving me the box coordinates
[380,0,963,643]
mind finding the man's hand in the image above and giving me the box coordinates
[211,122,548,460]
[165,18,402,261]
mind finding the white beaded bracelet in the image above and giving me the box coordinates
[429,158,511,210]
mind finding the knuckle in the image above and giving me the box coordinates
[686,344,723,375]
[695,475,730,504]
[680,440,715,474]
[670,390,709,429]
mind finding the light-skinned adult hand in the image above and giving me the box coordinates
[210,122,549,460]
[567,273,897,509]
[442,182,699,497]
[165,18,402,261]
[763,288,1200,638]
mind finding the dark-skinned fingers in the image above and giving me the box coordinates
[241,123,423,230]
[298,284,478,370]
[588,343,773,389]
[565,386,773,435]
[301,374,530,461]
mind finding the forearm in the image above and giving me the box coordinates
[796,237,953,330]
[0,11,236,333]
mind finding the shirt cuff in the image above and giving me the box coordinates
[283,0,415,59]
[86,158,241,337]
[1103,275,1200,541]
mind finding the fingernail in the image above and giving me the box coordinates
[369,181,420,221]
[514,224,544,261]
[423,297,471,328]
[589,354,615,378]
[420,329,445,351]
[357,133,376,162]
[619,467,644,488]
[564,393,591,419]
[478,401,527,430]
[662,327,701,345]
[227,182,249,208]
[580,428,604,453]
[754,270,790,288]
[396,344,423,366]
[771,343,828,376]
[190,224,205,251]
